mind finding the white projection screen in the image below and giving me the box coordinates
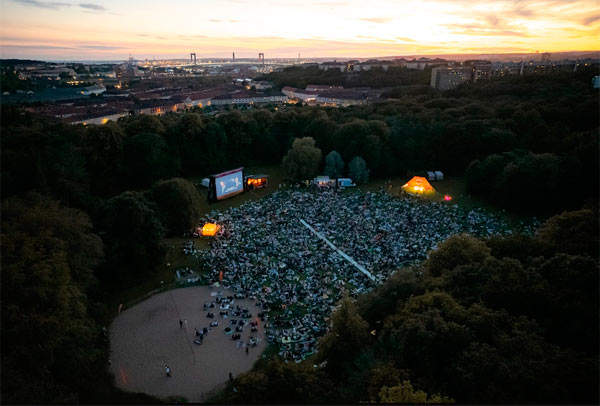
[215,169,244,200]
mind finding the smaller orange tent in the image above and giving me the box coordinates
[401,176,436,196]
[201,223,220,236]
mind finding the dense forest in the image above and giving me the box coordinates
[256,64,432,90]
[1,67,598,403]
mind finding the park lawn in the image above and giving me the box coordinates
[362,175,536,230]
[113,169,532,313]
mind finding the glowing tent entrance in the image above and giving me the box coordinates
[201,223,220,236]
[401,176,436,196]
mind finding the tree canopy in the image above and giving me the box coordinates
[97,191,166,284]
[1,193,105,403]
[348,156,370,184]
[281,137,322,181]
[324,150,344,178]
[147,178,203,236]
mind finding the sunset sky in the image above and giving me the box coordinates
[1,0,599,60]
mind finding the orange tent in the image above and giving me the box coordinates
[201,223,220,236]
[401,176,436,196]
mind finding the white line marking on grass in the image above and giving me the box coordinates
[299,219,376,281]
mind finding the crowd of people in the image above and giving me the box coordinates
[191,187,537,362]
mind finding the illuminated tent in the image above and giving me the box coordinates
[401,176,436,196]
[246,174,269,190]
[201,223,220,236]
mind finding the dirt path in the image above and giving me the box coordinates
[109,286,265,402]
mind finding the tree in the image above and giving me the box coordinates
[97,191,165,284]
[123,114,165,136]
[1,193,105,403]
[302,115,338,153]
[378,381,454,403]
[147,178,203,236]
[83,121,127,196]
[1,123,92,208]
[224,358,335,404]
[217,110,253,163]
[281,137,322,181]
[534,209,599,258]
[166,113,205,175]
[425,234,490,277]
[333,120,385,173]
[123,132,177,188]
[348,156,370,184]
[249,109,278,163]
[497,153,575,212]
[324,150,344,178]
[318,296,370,379]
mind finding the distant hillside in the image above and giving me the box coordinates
[307,51,600,63]
[1,59,47,66]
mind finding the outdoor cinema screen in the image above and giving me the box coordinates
[215,169,243,200]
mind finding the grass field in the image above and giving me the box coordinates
[113,166,532,309]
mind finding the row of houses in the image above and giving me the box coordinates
[210,91,287,106]
[431,58,600,90]
[490,58,600,76]
[24,85,290,125]
[24,79,389,125]
[281,85,382,106]
[318,58,449,72]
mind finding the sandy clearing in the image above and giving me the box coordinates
[109,286,265,402]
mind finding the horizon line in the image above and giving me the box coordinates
[3,49,599,63]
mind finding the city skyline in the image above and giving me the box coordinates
[1,0,599,60]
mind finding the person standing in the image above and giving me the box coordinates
[165,365,171,377]
[179,319,183,329]
[183,319,188,329]
[229,372,233,382]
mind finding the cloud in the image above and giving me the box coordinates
[360,17,393,24]
[458,46,531,53]
[2,43,127,51]
[11,0,110,12]
[79,3,106,11]
[79,45,125,50]
[10,0,70,10]
[511,5,534,17]
[1,44,76,49]
[450,28,532,37]
[311,0,349,7]
[209,18,240,23]
[583,14,600,25]
[444,22,532,37]
[396,37,416,42]
[484,15,502,27]
[176,34,209,40]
